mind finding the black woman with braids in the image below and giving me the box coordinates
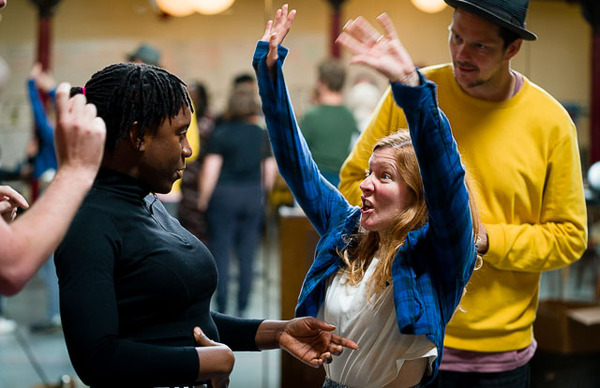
[55,63,358,388]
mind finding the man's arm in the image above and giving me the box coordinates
[0,83,105,295]
[484,126,587,272]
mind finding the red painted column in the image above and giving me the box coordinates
[580,0,600,163]
[30,0,61,200]
[326,0,347,58]
[37,16,51,71]
[592,31,600,163]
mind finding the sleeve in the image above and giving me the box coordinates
[55,211,200,387]
[252,41,354,236]
[261,129,273,159]
[484,124,587,272]
[338,87,408,206]
[212,312,264,351]
[391,75,476,289]
[27,79,54,144]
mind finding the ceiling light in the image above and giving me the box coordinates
[194,0,235,15]
[411,0,447,14]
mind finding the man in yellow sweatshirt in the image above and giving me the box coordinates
[338,0,587,386]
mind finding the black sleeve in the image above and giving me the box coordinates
[261,129,273,159]
[212,312,264,351]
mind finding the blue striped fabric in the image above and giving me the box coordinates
[252,41,477,384]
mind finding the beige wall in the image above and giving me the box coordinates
[0,0,592,166]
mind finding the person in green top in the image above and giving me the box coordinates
[300,58,359,186]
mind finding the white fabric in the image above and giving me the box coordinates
[322,258,437,388]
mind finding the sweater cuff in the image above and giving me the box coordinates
[390,70,436,111]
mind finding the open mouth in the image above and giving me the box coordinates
[361,196,373,212]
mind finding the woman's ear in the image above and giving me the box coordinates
[129,122,145,151]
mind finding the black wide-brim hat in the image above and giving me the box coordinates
[444,0,537,41]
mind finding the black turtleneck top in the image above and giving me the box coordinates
[55,168,263,387]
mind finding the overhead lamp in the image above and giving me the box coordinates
[411,0,447,14]
[154,0,235,16]
[155,0,196,17]
[194,0,235,15]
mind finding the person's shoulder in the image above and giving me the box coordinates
[421,63,453,82]
[519,76,573,124]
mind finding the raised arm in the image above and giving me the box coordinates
[253,5,355,235]
[337,14,476,284]
[0,83,105,295]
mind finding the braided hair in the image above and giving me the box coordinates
[71,63,192,151]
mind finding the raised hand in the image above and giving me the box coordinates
[336,13,419,86]
[260,4,296,70]
[279,317,359,368]
[54,83,105,183]
[0,186,29,223]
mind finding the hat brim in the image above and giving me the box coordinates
[444,0,537,41]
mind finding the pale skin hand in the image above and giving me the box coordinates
[0,82,106,295]
[336,13,419,86]
[260,4,296,74]
[54,83,105,176]
[0,186,29,223]
[255,317,359,368]
[193,327,234,388]
[477,222,489,254]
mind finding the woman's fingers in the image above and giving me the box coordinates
[376,12,400,42]
[343,16,381,46]
[261,19,273,41]
[194,327,218,347]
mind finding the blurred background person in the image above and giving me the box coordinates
[177,80,215,242]
[198,82,277,317]
[127,43,161,67]
[26,62,62,334]
[346,73,381,135]
[299,58,359,187]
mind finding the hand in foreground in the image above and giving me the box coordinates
[54,83,106,181]
[193,327,234,388]
[260,4,296,70]
[336,13,419,86]
[279,317,359,368]
[0,186,29,223]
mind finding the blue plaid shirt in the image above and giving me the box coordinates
[253,41,476,383]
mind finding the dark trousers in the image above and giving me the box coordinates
[431,363,530,388]
[206,183,263,315]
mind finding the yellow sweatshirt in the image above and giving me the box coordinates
[339,64,587,352]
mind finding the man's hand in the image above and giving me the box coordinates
[477,222,489,254]
[0,186,28,223]
[54,83,106,183]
